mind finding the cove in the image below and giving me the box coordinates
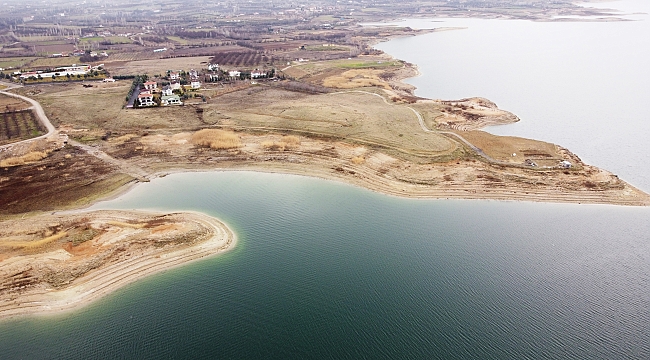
[0,171,648,359]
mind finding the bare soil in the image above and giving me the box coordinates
[0,210,234,318]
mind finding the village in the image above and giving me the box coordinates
[130,64,277,108]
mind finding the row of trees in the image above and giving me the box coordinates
[24,71,101,82]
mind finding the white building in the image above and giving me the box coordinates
[229,71,241,78]
[161,85,173,96]
[190,80,201,89]
[143,81,158,91]
[138,93,155,107]
[161,95,182,106]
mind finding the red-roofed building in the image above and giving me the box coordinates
[143,81,158,91]
[138,92,155,107]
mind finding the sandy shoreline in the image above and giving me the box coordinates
[0,210,235,320]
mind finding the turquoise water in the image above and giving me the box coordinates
[0,172,649,359]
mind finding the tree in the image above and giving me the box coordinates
[37,74,42,81]
[51,75,56,80]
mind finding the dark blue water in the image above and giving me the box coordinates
[0,172,648,359]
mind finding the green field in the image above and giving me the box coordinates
[29,56,82,67]
[0,57,37,69]
[336,60,401,69]
[0,110,44,146]
[80,36,132,44]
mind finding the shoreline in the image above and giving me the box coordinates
[0,210,236,320]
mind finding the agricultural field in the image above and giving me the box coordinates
[210,51,267,67]
[0,57,36,69]
[80,36,133,44]
[104,56,212,76]
[0,94,31,111]
[0,110,44,146]
[29,56,82,68]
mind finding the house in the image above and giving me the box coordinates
[190,80,201,89]
[143,81,157,91]
[208,63,219,71]
[169,72,179,80]
[251,70,264,78]
[228,71,241,78]
[207,73,219,81]
[161,95,183,106]
[559,160,572,169]
[189,69,198,78]
[103,78,115,82]
[170,82,182,91]
[137,93,155,107]
[161,85,173,96]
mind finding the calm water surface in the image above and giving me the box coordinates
[1,1,650,359]
[374,0,650,190]
[1,172,649,359]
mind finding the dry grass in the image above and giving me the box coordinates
[191,129,242,150]
[282,135,301,146]
[322,69,390,89]
[262,141,288,151]
[0,151,49,167]
[110,134,138,144]
[457,130,560,163]
[0,94,30,111]
[205,89,455,157]
[29,57,81,67]
[261,136,301,151]
[105,56,212,76]
[351,156,365,164]
[0,231,67,249]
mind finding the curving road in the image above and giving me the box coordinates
[328,89,518,166]
[0,81,58,150]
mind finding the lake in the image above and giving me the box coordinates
[1,1,649,359]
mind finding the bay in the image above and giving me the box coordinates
[0,171,648,359]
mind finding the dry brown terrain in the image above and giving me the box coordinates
[0,210,234,318]
[104,56,213,77]
[0,57,646,217]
